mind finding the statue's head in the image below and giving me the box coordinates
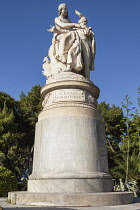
[58,3,68,18]
[78,16,88,26]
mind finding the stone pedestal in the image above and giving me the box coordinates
[29,72,113,193]
[8,72,134,206]
[8,191,134,207]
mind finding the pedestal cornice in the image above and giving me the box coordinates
[41,80,100,99]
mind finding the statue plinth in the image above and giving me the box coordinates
[8,73,134,206]
[28,72,113,193]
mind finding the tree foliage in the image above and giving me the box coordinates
[98,91,140,187]
[0,85,42,183]
[0,85,139,195]
[17,85,42,149]
[0,97,21,177]
[0,166,17,197]
[98,102,125,173]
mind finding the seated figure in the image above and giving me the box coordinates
[42,3,96,79]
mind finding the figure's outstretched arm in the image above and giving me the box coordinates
[48,26,60,33]
[55,18,80,29]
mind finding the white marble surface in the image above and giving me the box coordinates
[29,77,113,193]
[42,4,96,79]
[28,178,113,193]
[8,192,134,207]
[30,116,110,178]
[2,197,140,209]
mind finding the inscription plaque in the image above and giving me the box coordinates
[55,89,85,102]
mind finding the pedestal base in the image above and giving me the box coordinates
[8,191,134,207]
[28,177,113,193]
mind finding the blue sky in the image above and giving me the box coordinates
[0,0,140,109]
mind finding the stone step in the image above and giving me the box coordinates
[1,197,140,210]
[7,191,134,207]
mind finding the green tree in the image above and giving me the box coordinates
[98,102,125,143]
[17,85,42,149]
[0,92,15,110]
[98,102,125,176]
[98,98,140,184]
[109,94,139,184]
[16,85,42,181]
[0,166,17,197]
[0,86,42,181]
[0,99,20,178]
[121,95,137,183]
[121,95,133,182]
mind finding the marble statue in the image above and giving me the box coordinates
[42,3,96,79]
[8,3,134,207]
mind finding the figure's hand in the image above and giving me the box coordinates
[48,26,56,33]
[74,23,81,28]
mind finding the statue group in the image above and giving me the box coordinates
[42,3,96,79]
[8,3,134,207]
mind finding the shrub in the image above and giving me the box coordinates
[0,166,17,197]
[114,178,140,197]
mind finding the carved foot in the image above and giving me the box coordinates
[55,55,66,64]
[65,64,72,72]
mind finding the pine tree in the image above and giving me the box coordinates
[0,102,19,177]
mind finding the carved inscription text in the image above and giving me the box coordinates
[55,89,85,102]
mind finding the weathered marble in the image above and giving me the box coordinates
[28,178,113,193]
[42,4,96,79]
[28,75,113,193]
[8,4,134,207]
[8,191,134,207]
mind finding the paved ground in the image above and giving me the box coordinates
[0,197,140,210]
